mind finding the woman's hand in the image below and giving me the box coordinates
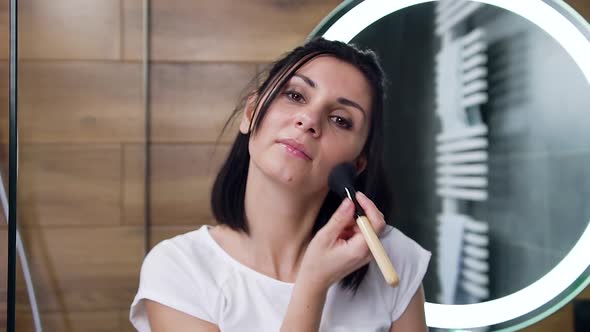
[297,191,387,291]
[281,192,386,332]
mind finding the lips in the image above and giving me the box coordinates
[277,138,312,160]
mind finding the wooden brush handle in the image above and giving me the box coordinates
[356,216,399,287]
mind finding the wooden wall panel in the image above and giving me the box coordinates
[568,0,590,20]
[522,303,575,331]
[0,4,8,61]
[122,144,145,225]
[119,309,136,332]
[6,233,137,330]
[122,0,144,62]
[150,144,228,225]
[150,63,254,143]
[150,225,202,248]
[0,62,144,144]
[15,311,121,332]
[19,144,122,227]
[14,226,143,311]
[0,0,121,60]
[0,224,6,328]
[144,0,342,62]
[1,1,586,331]
[0,62,9,144]
[1,2,13,326]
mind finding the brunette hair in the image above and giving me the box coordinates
[211,37,392,293]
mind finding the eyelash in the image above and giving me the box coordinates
[284,90,354,130]
[329,116,353,129]
[285,90,305,103]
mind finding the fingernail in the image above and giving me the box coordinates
[356,191,366,199]
[342,198,353,208]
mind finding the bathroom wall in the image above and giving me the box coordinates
[0,0,588,331]
[0,1,340,331]
[0,1,147,330]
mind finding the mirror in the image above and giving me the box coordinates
[309,0,590,330]
[3,0,588,331]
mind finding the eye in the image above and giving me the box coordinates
[329,116,353,129]
[285,90,306,103]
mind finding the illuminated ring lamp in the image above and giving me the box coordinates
[309,0,590,330]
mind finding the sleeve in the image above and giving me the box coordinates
[129,239,222,332]
[386,227,432,322]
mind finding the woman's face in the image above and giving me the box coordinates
[241,55,373,195]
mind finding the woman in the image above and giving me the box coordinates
[130,37,431,331]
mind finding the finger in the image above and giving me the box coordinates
[342,231,373,263]
[355,192,386,234]
[320,198,355,235]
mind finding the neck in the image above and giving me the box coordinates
[240,163,327,282]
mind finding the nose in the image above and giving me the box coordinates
[294,110,321,137]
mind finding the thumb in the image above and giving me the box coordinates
[319,198,355,236]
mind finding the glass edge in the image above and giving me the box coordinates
[306,0,362,40]
[495,267,590,332]
[544,0,590,38]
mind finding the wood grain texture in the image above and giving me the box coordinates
[522,303,574,331]
[0,0,121,60]
[126,0,341,62]
[14,310,121,332]
[122,0,144,61]
[0,225,6,329]
[0,61,9,143]
[566,0,590,21]
[150,144,229,225]
[2,1,587,331]
[0,4,7,60]
[122,144,145,225]
[0,61,144,144]
[18,144,122,226]
[150,62,254,143]
[149,225,209,248]
[12,226,144,312]
[119,309,137,332]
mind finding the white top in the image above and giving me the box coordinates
[130,224,431,332]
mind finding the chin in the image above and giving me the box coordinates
[251,152,323,191]
[267,163,312,189]
[273,168,305,186]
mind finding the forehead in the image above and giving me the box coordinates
[293,55,373,111]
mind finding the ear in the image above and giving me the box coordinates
[239,94,258,134]
[354,155,367,175]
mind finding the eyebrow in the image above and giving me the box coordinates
[293,73,316,88]
[292,73,367,117]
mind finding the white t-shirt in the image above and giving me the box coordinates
[130,224,431,332]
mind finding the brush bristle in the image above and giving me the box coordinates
[328,162,356,198]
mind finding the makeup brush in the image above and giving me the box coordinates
[328,162,399,287]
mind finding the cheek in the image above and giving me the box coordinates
[247,113,289,157]
[320,137,365,169]
[255,107,291,134]
[339,133,368,157]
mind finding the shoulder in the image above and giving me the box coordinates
[130,226,228,329]
[378,225,431,322]
[379,225,431,267]
[321,226,430,328]
[142,226,225,278]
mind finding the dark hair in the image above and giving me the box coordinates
[211,37,392,293]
